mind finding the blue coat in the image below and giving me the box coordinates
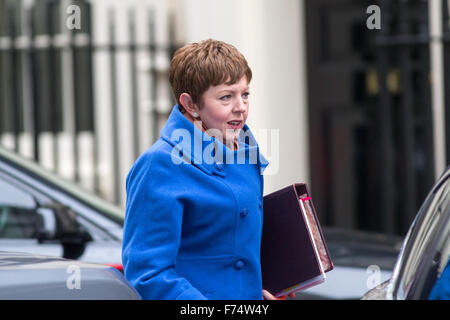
[122,104,268,300]
[428,259,450,300]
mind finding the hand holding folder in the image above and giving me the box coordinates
[263,289,295,300]
[261,183,334,297]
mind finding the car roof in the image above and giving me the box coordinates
[0,146,124,224]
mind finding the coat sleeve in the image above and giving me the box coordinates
[122,151,207,300]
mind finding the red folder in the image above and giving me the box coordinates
[261,183,334,297]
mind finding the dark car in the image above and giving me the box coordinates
[362,167,450,300]
[0,251,140,299]
[0,146,124,270]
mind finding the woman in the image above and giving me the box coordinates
[122,39,287,300]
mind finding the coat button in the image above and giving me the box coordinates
[259,201,263,209]
[240,208,249,217]
[234,259,245,270]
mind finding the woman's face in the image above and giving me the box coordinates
[196,76,250,147]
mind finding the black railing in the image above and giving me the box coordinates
[0,0,179,206]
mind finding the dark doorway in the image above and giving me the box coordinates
[305,0,437,236]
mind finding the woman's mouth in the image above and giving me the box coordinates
[227,120,242,129]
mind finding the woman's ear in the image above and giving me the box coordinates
[179,93,199,118]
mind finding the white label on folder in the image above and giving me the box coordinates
[299,200,326,274]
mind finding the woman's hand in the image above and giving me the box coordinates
[262,289,295,300]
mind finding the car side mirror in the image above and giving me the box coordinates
[35,207,56,242]
[35,202,93,259]
[37,202,93,259]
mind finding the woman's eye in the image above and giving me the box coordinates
[220,95,232,101]
[242,92,250,99]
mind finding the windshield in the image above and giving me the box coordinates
[393,172,450,299]
[0,147,124,224]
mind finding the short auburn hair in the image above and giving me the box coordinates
[169,39,252,110]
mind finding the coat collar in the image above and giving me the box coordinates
[160,105,268,176]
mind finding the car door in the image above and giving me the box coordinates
[0,170,63,257]
[391,170,450,299]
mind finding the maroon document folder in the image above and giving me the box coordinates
[261,183,334,297]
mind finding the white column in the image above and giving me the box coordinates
[91,0,116,203]
[58,0,77,181]
[429,0,447,179]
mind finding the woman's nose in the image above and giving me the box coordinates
[233,97,247,113]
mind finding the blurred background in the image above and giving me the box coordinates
[0,0,449,238]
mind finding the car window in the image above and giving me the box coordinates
[396,176,450,298]
[0,176,40,239]
[0,147,123,223]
